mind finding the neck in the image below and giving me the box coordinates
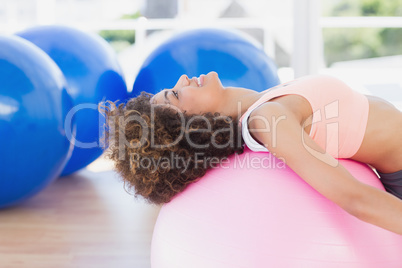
[219,87,268,120]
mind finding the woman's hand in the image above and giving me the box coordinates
[248,102,402,235]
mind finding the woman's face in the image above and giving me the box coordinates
[150,71,225,115]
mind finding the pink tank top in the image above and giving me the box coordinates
[238,75,369,158]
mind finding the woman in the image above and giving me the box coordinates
[102,71,402,235]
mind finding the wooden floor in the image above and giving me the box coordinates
[0,161,161,268]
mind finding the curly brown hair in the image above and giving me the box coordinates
[100,91,244,205]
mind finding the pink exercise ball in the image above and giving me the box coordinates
[151,148,402,268]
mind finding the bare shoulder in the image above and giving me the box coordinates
[248,102,291,132]
[249,101,287,123]
[248,101,305,151]
[247,101,366,212]
[248,96,311,138]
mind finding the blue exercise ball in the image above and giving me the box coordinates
[132,28,280,96]
[17,26,129,176]
[0,35,73,208]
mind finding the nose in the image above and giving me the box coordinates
[181,75,189,83]
[175,75,189,87]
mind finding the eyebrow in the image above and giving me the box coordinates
[164,90,170,104]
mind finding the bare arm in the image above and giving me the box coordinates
[249,102,402,235]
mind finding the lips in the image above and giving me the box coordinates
[198,74,205,87]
